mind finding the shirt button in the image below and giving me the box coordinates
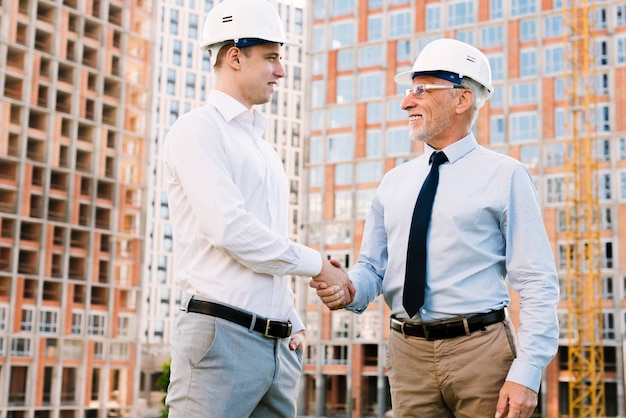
[421,309,427,314]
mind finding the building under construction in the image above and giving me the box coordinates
[2,0,626,417]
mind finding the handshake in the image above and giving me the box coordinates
[309,258,355,310]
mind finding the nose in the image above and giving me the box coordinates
[401,94,414,111]
[275,61,286,78]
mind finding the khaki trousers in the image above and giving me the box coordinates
[386,318,517,418]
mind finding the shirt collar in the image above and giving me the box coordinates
[207,90,267,133]
[424,132,477,164]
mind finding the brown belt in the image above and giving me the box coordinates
[185,298,292,339]
[390,308,506,341]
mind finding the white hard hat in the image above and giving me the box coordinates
[395,38,493,99]
[201,0,298,64]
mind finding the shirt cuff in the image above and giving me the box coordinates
[296,244,323,277]
[506,358,542,392]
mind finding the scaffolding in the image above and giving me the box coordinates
[563,0,606,416]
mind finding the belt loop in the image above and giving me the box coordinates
[462,317,470,336]
[179,296,192,312]
[248,313,257,333]
[400,321,407,338]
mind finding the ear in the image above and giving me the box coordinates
[455,88,474,115]
[225,46,242,70]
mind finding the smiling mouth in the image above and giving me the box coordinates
[409,115,423,122]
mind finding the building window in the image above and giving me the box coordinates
[481,26,504,48]
[358,73,384,101]
[488,54,505,81]
[546,176,565,204]
[71,312,83,335]
[39,310,58,334]
[426,4,441,31]
[110,343,129,360]
[387,128,410,155]
[490,116,505,145]
[324,344,348,365]
[335,164,353,185]
[511,0,537,16]
[545,46,564,74]
[329,107,355,129]
[332,312,351,339]
[334,191,352,220]
[510,113,538,142]
[357,162,383,184]
[510,79,539,106]
[544,15,563,39]
[88,314,106,336]
[367,15,383,40]
[602,241,613,269]
[20,308,34,332]
[603,311,615,340]
[337,49,354,70]
[545,143,565,166]
[330,21,355,48]
[490,0,503,19]
[11,338,32,357]
[0,304,7,331]
[358,45,383,68]
[389,11,411,37]
[519,20,537,41]
[602,277,614,299]
[448,0,475,27]
[331,0,354,16]
[355,311,381,341]
[118,316,132,338]
[328,134,354,162]
[336,76,354,104]
[520,49,537,77]
[308,193,322,222]
[599,172,612,200]
[94,341,105,360]
[521,146,539,169]
[356,190,376,219]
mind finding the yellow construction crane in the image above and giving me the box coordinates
[563,0,605,416]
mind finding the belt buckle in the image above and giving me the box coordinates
[264,319,291,338]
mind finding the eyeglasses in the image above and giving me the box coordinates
[405,84,466,98]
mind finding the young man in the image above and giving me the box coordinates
[163,1,352,416]
[312,38,559,418]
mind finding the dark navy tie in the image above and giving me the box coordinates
[403,151,448,318]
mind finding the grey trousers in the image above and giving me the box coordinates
[166,311,303,418]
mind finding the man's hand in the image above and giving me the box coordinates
[289,329,306,352]
[495,381,538,418]
[309,258,355,310]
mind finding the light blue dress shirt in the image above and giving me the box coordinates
[346,133,559,392]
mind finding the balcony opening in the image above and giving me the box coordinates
[0,247,12,272]
[42,280,62,302]
[1,218,15,238]
[51,253,63,278]
[18,249,38,275]
[68,256,86,280]
[19,221,41,242]
[47,198,66,222]
[50,170,68,191]
[23,278,37,299]
[26,137,46,162]
[4,75,23,100]
[0,160,18,182]
[95,207,111,229]
[0,189,17,214]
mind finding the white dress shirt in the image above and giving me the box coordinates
[347,133,559,392]
[163,90,322,333]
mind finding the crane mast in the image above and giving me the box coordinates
[562,0,605,416]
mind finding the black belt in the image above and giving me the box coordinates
[390,308,506,341]
[185,298,292,339]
